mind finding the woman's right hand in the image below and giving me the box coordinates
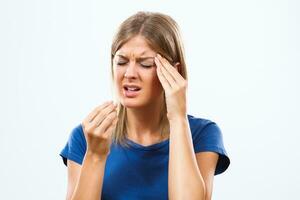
[81,101,118,157]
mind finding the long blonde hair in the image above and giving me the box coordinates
[110,11,188,147]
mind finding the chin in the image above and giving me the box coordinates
[120,98,143,108]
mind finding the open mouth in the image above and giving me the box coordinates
[124,86,141,92]
[123,85,141,97]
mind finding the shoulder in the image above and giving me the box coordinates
[187,114,214,126]
[69,124,86,143]
[187,114,217,135]
[187,114,230,175]
[187,114,225,152]
[60,123,87,166]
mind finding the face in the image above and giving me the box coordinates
[113,35,164,109]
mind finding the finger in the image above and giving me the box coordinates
[95,111,117,134]
[103,126,115,144]
[156,57,178,88]
[104,117,118,135]
[86,101,112,123]
[91,103,117,128]
[157,54,186,83]
[155,59,172,91]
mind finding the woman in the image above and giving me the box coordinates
[60,11,230,200]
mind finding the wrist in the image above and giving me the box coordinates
[168,115,188,124]
[85,150,108,162]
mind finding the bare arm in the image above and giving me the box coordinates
[154,55,218,199]
[70,153,108,200]
[168,117,206,200]
[65,101,118,200]
[66,160,81,200]
[195,152,218,200]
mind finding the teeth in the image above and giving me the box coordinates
[127,87,139,91]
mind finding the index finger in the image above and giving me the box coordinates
[157,54,185,82]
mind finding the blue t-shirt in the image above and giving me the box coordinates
[60,114,230,200]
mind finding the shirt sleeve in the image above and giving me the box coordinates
[193,121,230,175]
[59,124,87,166]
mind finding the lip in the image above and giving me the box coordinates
[123,84,141,89]
[122,84,141,98]
[123,87,141,98]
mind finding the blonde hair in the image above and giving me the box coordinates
[110,11,188,147]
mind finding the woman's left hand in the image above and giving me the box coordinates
[154,54,188,121]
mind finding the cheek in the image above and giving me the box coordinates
[147,70,163,91]
[114,67,124,81]
[113,68,125,90]
[153,68,162,85]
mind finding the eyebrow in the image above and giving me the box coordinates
[116,54,154,62]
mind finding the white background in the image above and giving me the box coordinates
[1,0,299,199]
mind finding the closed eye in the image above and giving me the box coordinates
[140,63,153,68]
[117,62,127,66]
[117,62,154,68]
[140,61,155,68]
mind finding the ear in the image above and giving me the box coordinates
[174,62,182,74]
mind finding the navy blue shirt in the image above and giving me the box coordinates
[60,114,230,200]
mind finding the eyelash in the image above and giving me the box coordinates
[117,62,153,68]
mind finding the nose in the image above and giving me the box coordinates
[124,62,138,79]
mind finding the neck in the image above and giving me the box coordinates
[125,101,167,141]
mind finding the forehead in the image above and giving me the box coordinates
[116,36,156,57]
